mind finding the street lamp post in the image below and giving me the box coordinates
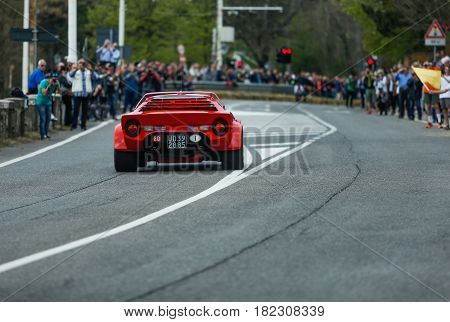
[68,0,77,63]
[119,0,125,60]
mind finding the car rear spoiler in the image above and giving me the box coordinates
[135,91,224,111]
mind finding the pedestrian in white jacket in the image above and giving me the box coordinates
[68,58,96,130]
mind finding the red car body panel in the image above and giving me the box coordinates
[114,92,243,156]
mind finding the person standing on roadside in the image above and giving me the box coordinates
[335,77,343,101]
[375,70,388,115]
[69,58,96,130]
[57,63,73,126]
[387,70,396,115]
[104,67,118,120]
[28,59,47,94]
[423,61,443,128]
[407,72,423,121]
[110,42,121,70]
[345,74,356,108]
[363,68,376,114]
[36,71,60,140]
[123,64,139,113]
[430,65,450,130]
[96,39,112,67]
[358,71,366,109]
[395,67,412,119]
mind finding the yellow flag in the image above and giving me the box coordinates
[412,66,441,91]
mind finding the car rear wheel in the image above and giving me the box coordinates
[220,148,244,170]
[114,150,138,172]
[220,146,244,170]
[220,130,244,170]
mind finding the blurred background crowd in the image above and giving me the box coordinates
[27,42,449,135]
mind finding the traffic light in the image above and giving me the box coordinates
[226,54,244,69]
[366,55,377,70]
[277,47,292,64]
[227,57,236,68]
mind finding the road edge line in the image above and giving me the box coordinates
[0,120,114,169]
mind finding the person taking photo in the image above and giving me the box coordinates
[36,71,60,140]
[69,58,96,130]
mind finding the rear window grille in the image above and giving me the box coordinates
[142,98,216,111]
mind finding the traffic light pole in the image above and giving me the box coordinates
[216,1,283,67]
[433,46,436,63]
[118,0,125,60]
[30,0,37,69]
[32,28,38,69]
[67,0,77,63]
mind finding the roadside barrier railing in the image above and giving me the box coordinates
[0,94,63,141]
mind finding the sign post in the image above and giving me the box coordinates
[424,19,446,63]
[22,0,29,93]
[32,28,38,69]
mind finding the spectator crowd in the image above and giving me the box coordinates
[26,39,449,139]
[337,55,450,130]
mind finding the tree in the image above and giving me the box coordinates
[224,0,300,68]
[339,0,450,61]
[86,0,214,65]
[288,0,364,75]
[223,0,364,74]
[0,0,24,97]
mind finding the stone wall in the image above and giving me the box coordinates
[0,95,63,141]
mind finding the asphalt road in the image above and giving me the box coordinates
[0,99,449,301]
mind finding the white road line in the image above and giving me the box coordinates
[253,146,291,161]
[0,120,114,169]
[249,142,307,148]
[0,148,253,274]
[0,107,336,275]
[232,110,279,116]
[245,131,324,138]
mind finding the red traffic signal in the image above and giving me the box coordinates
[277,47,292,64]
[367,57,374,65]
[281,48,292,55]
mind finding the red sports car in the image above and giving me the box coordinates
[114,91,244,171]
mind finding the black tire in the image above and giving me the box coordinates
[220,146,244,170]
[220,130,244,170]
[114,150,138,172]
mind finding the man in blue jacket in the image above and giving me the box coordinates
[28,59,47,94]
[395,66,412,119]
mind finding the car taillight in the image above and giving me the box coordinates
[213,119,228,136]
[124,120,141,137]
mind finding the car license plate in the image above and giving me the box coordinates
[167,134,187,149]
